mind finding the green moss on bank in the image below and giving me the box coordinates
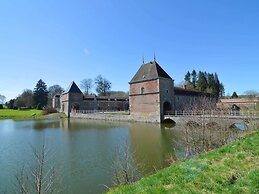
[109,130,259,194]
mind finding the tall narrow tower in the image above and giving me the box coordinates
[60,81,83,117]
[129,61,174,123]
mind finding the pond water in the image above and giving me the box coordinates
[0,118,241,193]
[231,123,248,131]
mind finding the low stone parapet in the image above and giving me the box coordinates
[70,112,161,123]
[70,112,131,122]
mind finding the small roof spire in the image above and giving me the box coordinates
[154,52,156,62]
[142,55,145,64]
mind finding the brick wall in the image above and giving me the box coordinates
[129,79,162,122]
[130,93,159,112]
[130,79,159,95]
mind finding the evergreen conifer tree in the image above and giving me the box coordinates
[184,71,191,84]
[197,71,208,92]
[33,79,48,109]
[219,83,225,97]
[191,70,197,88]
[207,73,216,93]
[214,73,221,98]
[184,69,224,97]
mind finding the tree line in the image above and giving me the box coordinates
[6,79,62,110]
[183,70,225,98]
[4,75,128,110]
[79,75,128,97]
[80,75,111,96]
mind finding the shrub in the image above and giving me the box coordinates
[0,104,3,109]
[42,107,58,115]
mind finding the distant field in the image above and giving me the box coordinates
[0,109,42,119]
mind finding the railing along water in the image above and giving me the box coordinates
[74,110,130,114]
[164,110,259,118]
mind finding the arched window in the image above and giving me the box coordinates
[141,87,145,94]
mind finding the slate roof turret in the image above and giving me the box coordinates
[63,81,82,94]
[129,61,172,84]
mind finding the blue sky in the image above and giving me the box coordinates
[1,0,259,100]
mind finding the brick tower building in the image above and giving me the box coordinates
[60,81,83,117]
[129,61,174,123]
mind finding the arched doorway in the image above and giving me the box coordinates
[231,104,240,115]
[163,101,172,114]
[72,103,80,112]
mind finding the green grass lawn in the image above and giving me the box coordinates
[0,109,42,119]
[109,130,259,194]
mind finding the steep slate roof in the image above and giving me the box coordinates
[129,61,172,84]
[63,81,82,94]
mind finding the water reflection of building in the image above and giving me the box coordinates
[127,122,176,172]
[58,119,178,174]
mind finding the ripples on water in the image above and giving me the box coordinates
[0,118,247,194]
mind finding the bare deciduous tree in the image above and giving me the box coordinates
[14,140,62,194]
[111,141,141,187]
[172,97,253,159]
[95,75,111,96]
[183,96,216,113]
[48,85,64,107]
[80,78,93,95]
[243,90,259,98]
[0,94,6,104]
[15,89,33,108]
[48,85,64,99]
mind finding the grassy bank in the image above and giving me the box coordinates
[109,130,259,194]
[0,109,66,120]
[0,109,42,119]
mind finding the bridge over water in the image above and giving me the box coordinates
[163,110,259,125]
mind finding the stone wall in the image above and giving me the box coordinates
[70,112,161,123]
[217,98,259,110]
[159,78,174,114]
[80,96,128,111]
[70,112,130,122]
[52,95,61,111]
[60,93,70,116]
[59,93,129,117]
[174,95,216,111]
[174,95,197,111]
